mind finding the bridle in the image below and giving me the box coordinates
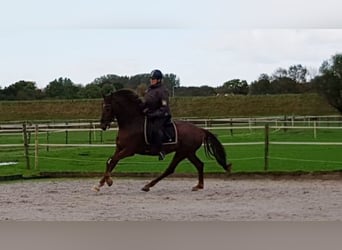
[102,103,114,125]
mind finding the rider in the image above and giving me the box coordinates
[142,69,172,160]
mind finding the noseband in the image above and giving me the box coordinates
[102,103,114,124]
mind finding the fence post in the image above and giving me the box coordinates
[65,122,69,144]
[92,122,96,142]
[313,120,317,139]
[35,124,39,170]
[46,123,50,152]
[283,115,287,132]
[89,122,92,144]
[22,123,30,170]
[264,123,269,171]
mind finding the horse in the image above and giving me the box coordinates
[93,89,232,192]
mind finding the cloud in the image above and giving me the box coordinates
[1,1,342,88]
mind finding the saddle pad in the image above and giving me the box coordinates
[144,117,178,145]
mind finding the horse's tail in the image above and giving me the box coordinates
[203,129,232,172]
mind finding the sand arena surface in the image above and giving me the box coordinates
[0,178,341,221]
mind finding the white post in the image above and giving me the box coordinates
[93,122,96,141]
[35,124,39,170]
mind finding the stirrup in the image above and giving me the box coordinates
[158,151,165,161]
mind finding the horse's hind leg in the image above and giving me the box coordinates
[142,152,186,192]
[188,153,204,191]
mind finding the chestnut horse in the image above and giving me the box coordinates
[93,89,231,192]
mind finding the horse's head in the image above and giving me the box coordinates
[100,89,143,130]
[100,93,114,131]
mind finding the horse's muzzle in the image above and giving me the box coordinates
[100,123,110,131]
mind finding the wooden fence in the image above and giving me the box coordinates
[1,115,342,172]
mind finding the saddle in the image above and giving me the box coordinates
[144,117,178,145]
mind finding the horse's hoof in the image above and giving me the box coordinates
[92,185,100,192]
[226,163,232,172]
[106,178,113,187]
[141,186,150,192]
[192,186,203,191]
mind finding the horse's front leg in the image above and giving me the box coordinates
[103,157,118,186]
[92,156,118,192]
[92,147,132,192]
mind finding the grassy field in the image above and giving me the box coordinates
[0,93,338,122]
[1,126,342,177]
[1,92,341,177]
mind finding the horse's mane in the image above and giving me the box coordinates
[112,89,142,106]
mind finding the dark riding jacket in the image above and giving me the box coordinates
[143,82,171,119]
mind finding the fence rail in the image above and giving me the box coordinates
[1,116,342,172]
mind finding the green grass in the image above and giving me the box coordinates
[1,127,342,177]
[0,93,338,122]
[1,92,340,177]
[269,145,342,172]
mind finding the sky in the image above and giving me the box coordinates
[1,0,342,89]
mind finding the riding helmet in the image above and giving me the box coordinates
[150,69,163,80]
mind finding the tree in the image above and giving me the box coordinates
[126,73,180,95]
[272,67,288,80]
[1,81,39,100]
[163,73,180,95]
[314,54,342,113]
[221,79,249,95]
[249,74,273,95]
[78,83,102,99]
[288,64,308,83]
[272,77,301,94]
[44,78,80,99]
[127,74,149,90]
[270,66,310,94]
[91,74,125,95]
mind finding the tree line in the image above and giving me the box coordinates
[1,54,342,114]
[0,73,180,100]
[0,66,313,100]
